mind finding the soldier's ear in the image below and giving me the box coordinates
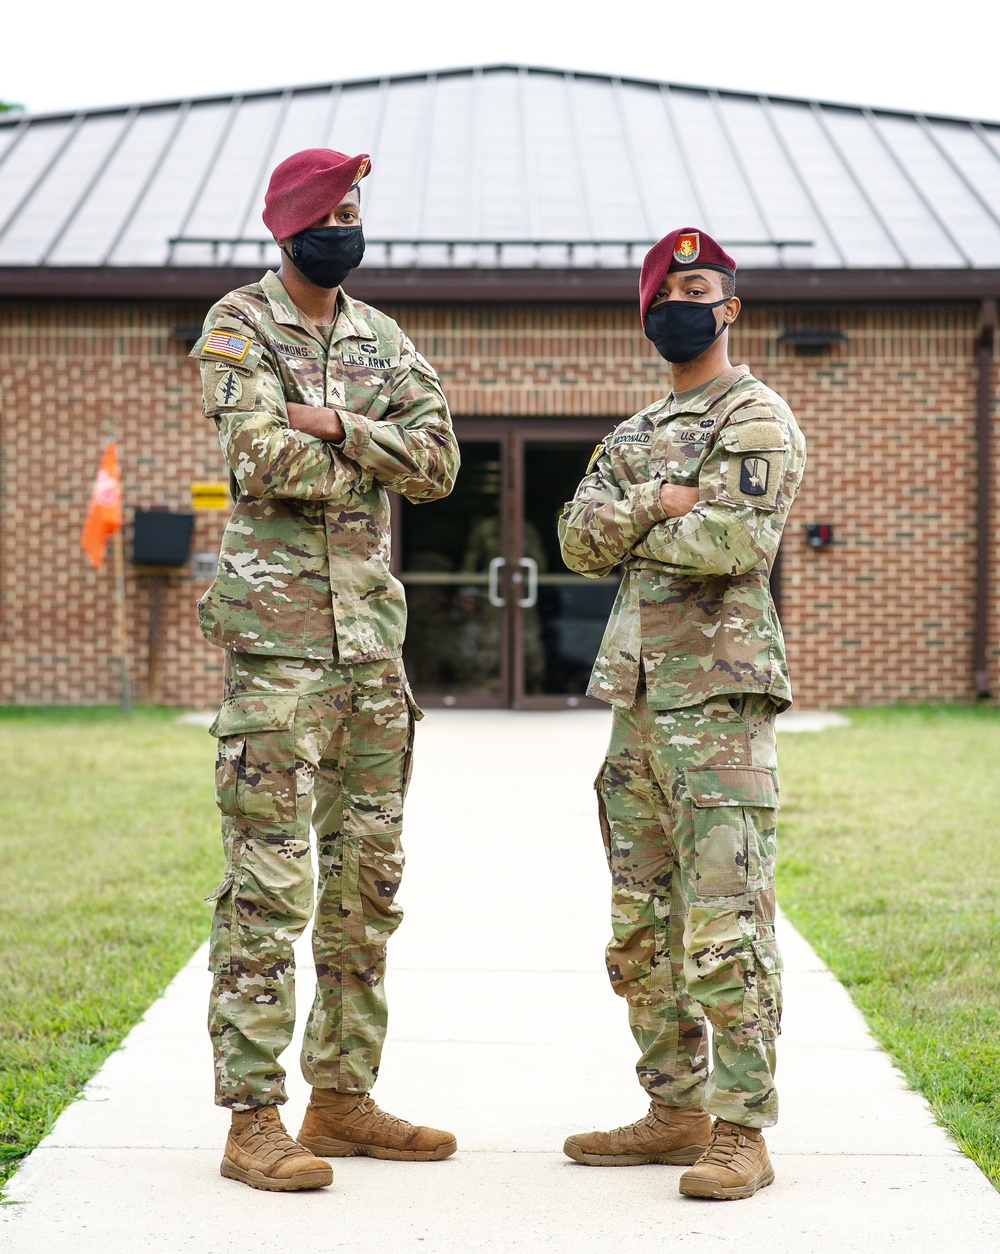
[723,297,741,325]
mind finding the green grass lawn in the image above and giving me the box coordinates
[776,705,1000,1189]
[0,707,219,1192]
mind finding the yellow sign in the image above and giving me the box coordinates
[191,481,230,510]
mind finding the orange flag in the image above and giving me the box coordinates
[80,441,123,570]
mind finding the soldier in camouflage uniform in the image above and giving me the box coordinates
[191,149,460,1192]
[559,229,806,1200]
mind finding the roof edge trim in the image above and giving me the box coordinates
[2,266,999,304]
[3,64,999,130]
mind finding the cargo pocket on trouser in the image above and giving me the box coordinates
[596,757,671,1003]
[400,685,423,801]
[743,924,783,1041]
[210,692,303,825]
[205,840,239,976]
[594,763,613,870]
[208,691,308,975]
[684,766,778,899]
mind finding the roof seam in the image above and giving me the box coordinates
[809,101,910,267]
[0,113,86,251]
[563,71,597,241]
[101,101,192,266]
[170,96,245,258]
[41,108,140,265]
[517,68,542,241]
[862,107,972,268]
[757,95,847,267]
[916,116,1000,238]
[707,90,775,256]
[659,85,710,231]
[229,89,295,262]
[610,76,655,239]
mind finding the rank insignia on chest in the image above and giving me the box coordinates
[204,331,252,362]
[740,456,770,496]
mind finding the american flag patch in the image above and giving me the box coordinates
[204,331,251,361]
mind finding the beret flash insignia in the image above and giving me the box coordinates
[673,232,700,264]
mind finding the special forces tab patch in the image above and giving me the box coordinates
[204,331,252,362]
[740,455,770,496]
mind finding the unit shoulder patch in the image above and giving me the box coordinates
[721,446,782,510]
[739,456,770,497]
[214,370,243,408]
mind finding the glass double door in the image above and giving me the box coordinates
[396,420,621,708]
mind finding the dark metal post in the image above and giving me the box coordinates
[974,298,996,698]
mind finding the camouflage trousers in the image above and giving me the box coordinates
[597,690,782,1129]
[207,653,419,1110]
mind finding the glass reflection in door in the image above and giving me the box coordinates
[521,440,621,700]
[399,441,505,702]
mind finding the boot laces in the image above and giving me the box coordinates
[605,1107,661,1137]
[356,1095,411,1137]
[700,1121,747,1168]
[249,1109,300,1154]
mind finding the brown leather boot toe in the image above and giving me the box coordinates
[221,1105,333,1192]
[298,1089,457,1162]
[563,1102,711,1166]
[679,1118,774,1200]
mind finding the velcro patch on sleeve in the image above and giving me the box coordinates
[724,420,785,452]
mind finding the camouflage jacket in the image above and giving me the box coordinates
[558,365,806,711]
[190,270,459,663]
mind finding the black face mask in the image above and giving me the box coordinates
[643,297,729,364]
[285,224,365,289]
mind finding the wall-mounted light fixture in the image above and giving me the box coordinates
[806,523,834,548]
[779,330,847,357]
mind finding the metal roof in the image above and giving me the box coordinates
[2,64,1000,274]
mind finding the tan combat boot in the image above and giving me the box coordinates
[678,1118,774,1199]
[297,1089,457,1162]
[221,1105,333,1192]
[563,1102,711,1166]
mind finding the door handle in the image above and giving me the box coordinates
[517,556,538,608]
[487,555,507,607]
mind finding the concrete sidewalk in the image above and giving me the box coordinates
[3,710,998,1253]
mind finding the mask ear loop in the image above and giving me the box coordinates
[710,296,731,346]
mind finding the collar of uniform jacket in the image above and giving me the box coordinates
[657,364,750,421]
[259,269,378,349]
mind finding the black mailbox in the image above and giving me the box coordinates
[132,509,195,567]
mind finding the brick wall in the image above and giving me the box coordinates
[0,297,995,708]
[0,303,227,707]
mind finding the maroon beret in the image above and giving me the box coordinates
[262,148,372,239]
[639,228,737,318]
